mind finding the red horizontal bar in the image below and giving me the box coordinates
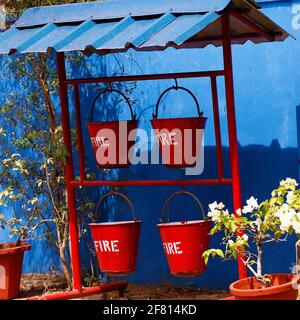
[71,179,232,187]
[26,281,128,300]
[219,296,237,300]
[65,70,225,85]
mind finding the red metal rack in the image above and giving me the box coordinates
[29,13,247,300]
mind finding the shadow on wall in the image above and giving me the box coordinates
[102,140,298,289]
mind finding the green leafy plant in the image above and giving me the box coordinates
[0,0,139,290]
[0,1,98,289]
[203,178,300,287]
[0,209,41,247]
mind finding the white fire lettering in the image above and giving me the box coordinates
[91,136,110,148]
[163,241,183,255]
[156,132,178,146]
[94,240,119,253]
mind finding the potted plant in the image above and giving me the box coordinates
[203,178,300,300]
[0,198,44,300]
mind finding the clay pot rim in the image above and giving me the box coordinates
[0,242,31,255]
[230,273,298,297]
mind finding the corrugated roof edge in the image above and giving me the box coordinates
[15,0,232,28]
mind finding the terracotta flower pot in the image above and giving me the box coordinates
[230,273,299,300]
[0,242,31,300]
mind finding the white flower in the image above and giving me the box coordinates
[223,209,229,217]
[247,196,258,208]
[279,208,296,233]
[275,203,290,218]
[280,178,298,191]
[271,191,275,197]
[236,208,242,216]
[228,240,234,247]
[286,191,294,205]
[207,210,222,223]
[217,202,225,210]
[255,218,262,231]
[292,220,300,235]
[208,202,226,223]
[242,207,250,214]
[272,190,282,197]
[242,234,249,242]
[208,201,218,212]
[242,196,258,214]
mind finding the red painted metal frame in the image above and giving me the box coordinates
[57,53,82,292]
[27,282,128,300]
[37,10,249,300]
[65,70,225,85]
[222,13,247,279]
[211,76,224,180]
[74,83,86,183]
[71,179,232,187]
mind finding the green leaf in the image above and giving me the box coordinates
[214,249,225,259]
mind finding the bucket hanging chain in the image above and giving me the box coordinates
[153,82,203,119]
[89,87,136,122]
[161,190,207,223]
[95,191,139,222]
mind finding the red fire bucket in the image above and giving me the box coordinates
[151,85,207,168]
[89,191,141,276]
[87,88,139,169]
[157,191,211,277]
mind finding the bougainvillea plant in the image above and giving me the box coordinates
[203,178,300,287]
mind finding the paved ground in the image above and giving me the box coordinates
[18,274,230,300]
[73,283,230,300]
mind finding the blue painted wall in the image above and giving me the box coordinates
[1,0,300,289]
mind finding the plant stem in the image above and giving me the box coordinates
[257,240,263,279]
[296,239,300,272]
[255,234,271,288]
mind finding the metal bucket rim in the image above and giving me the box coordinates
[89,220,141,226]
[87,119,139,125]
[151,116,207,122]
[157,219,210,227]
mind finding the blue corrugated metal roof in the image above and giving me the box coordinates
[0,0,289,56]
[14,0,232,27]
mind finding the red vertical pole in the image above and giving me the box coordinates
[73,83,86,182]
[211,76,224,180]
[56,52,82,291]
[221,13,248,279]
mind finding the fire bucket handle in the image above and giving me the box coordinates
[161,190,207,223]
[95,191,139,222]
[153,85,203,119]
[89,88,136,122]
